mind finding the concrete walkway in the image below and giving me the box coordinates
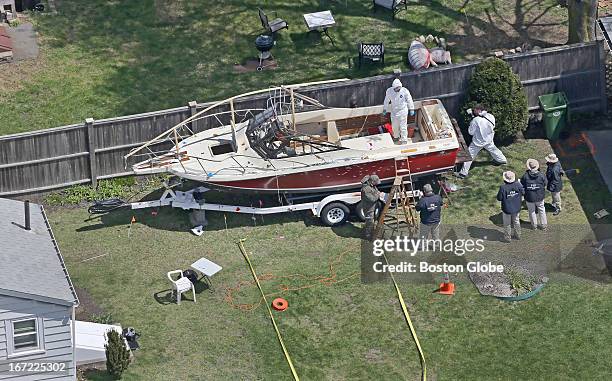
[6,22,38,60]
[586,130,612,196]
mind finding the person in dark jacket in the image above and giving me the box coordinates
[545,153,564,216]
[520,158,548,230]
[416,184,442,240]
[361,174,381,240]
[497,171,524,242]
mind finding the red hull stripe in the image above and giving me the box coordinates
[205,151,457,192]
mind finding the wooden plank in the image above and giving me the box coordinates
[452,119,471,165]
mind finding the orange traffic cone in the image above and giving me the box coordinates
[437,272,455,295]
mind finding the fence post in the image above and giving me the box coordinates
[598,40,608,115]
[85,118,97,188]
[189,101,198,132]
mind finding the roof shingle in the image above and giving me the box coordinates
[0,198,78,305]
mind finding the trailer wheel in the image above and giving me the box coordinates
[321,202,350,226]
[355,201,383,222]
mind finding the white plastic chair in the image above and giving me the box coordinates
[167,270,196,304]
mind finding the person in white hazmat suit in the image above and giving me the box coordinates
[457,104,507,178]
[382,79,414,144]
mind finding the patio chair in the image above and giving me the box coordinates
[258,8,288,35]
[358,42,385,68]
[167,270,196,305]
[372,0,408,19]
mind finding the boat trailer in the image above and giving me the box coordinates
[88,181,422,232]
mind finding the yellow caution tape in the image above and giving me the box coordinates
[382,252,427,381]
[237,239,300,381]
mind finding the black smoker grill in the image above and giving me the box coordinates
[255,35,275,71]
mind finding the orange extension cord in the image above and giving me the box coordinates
[224,247,361,311]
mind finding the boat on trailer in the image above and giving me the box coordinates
[126,80,462,194]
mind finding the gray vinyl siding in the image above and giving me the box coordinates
[0,295,75,380]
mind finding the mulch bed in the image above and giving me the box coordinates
[74,287,106,321]
[469,261,547,298]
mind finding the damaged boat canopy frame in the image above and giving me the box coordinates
[123,78,350,169]
[245,105,347,160]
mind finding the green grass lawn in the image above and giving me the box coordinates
[47,138,612,380]
[0,0,567,135]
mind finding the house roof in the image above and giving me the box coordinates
[0,198,78,306]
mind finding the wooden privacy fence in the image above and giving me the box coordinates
[0,42,607,196]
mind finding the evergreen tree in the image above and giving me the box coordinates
[461,58,529,144]
[105,329,130,379]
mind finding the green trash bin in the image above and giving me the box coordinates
[538,92,569,140]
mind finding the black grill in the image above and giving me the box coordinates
[255,35,274,53]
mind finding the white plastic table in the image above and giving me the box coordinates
[303,10,336,45]
[190,257,222,291]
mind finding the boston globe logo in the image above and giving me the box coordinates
[370,237,504,274]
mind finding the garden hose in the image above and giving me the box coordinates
[87,177,172,216]
[87,198,127,215]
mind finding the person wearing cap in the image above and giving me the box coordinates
[520,158,548,230]
[457,104,507,178]
[382,78,415,144]
[545,153,564,216]
[496,171,524,242]
[416,183,443,240]
[361,174,381,239]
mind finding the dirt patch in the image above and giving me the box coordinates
[442,1,568,60]
[77,363,107,381]
[233,58,278,73]
[365,348,383,363]
[75,287,106,321]
[0,58,43,90]
[155,0,186,23]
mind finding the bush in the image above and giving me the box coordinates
[460,58,529,144]
[91,312,114,325]
[105,329,130,379]
[43,177,136,206]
